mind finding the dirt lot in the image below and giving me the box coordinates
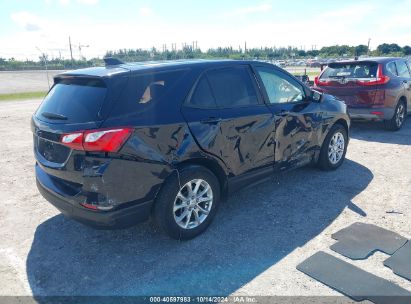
[0,71,63,94]
[0,99,410,298]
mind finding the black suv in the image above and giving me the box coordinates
[32,59,350,239]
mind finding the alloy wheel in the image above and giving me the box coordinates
[396,103,405,128]
[328,132,345,165]
[173,179,213,229]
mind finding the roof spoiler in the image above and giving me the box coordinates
[103,57,124,66]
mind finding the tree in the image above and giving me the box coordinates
[403,46,411,55]
[377,43,401,54]
[297,50,306,57]
[306,50,319,57]
[377,44,390,54]
[355,45,369,56]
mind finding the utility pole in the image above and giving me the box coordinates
[69,36,73,62]
[367,38,371,56]
[78,43,89,60]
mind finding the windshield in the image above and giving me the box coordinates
[321,62,378,79]
[36,78,107,124]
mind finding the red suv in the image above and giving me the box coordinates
[314,57,411,130]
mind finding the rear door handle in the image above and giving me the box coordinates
[200,117,222,124]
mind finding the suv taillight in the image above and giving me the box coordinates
[314,76,331,86]
[60,128,132,152]
[356,64,390,86]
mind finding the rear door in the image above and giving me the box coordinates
[396,60,411,112]
[181,65,275,176]
[254,65,321,170]
[316,62,379,108]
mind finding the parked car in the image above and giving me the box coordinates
[32,59,350,239]
[308,61,322,68]
[314,57,411,130]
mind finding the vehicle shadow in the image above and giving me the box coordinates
[350,119,411,145]
[26,159,372,297]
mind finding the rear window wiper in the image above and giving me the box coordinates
[41,112,68,120]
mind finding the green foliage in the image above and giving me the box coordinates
[1,43,410,71]
[0,91,47,101]
[377,43,402,55]
[0,57,103,71]
[402,45,411,55]
[355,45,369,56]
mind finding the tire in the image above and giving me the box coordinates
[384,100,406,131]
[153,165,220,240]
[318,123,348,171]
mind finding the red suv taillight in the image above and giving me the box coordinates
[356,64,390,86]
[60,128,132,152]
[314,76,331,86]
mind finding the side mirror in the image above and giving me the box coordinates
[311,90,322,103]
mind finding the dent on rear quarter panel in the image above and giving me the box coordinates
[88,123,206,204]
[123,123,201,163]
[80,157,167,207]
[54,124,199,209]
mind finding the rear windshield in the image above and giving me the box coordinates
[36,78,107,123]
[321,62,378,79]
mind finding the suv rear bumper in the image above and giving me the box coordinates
[348,107,394,121]
[36,176,152,229]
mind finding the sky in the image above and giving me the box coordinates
[1,0,411,60]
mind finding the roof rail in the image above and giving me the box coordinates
[103,57,124,66]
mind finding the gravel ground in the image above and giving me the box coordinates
[0,71,63,94]
[0,99,410,299]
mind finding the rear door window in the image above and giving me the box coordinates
[206,67,259,108]
[321,62,378,80]
[110,69,188,116]
[396,60,411,78]
[189,76,218,108]
[36,78,107,124]
[386,61,398,76]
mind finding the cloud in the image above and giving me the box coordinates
[10,12,45,31]
[223,3,272,17]
[139,7,153,17]
[321,3,376,19]
[76,0,99,5]
[44,0,99,5]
